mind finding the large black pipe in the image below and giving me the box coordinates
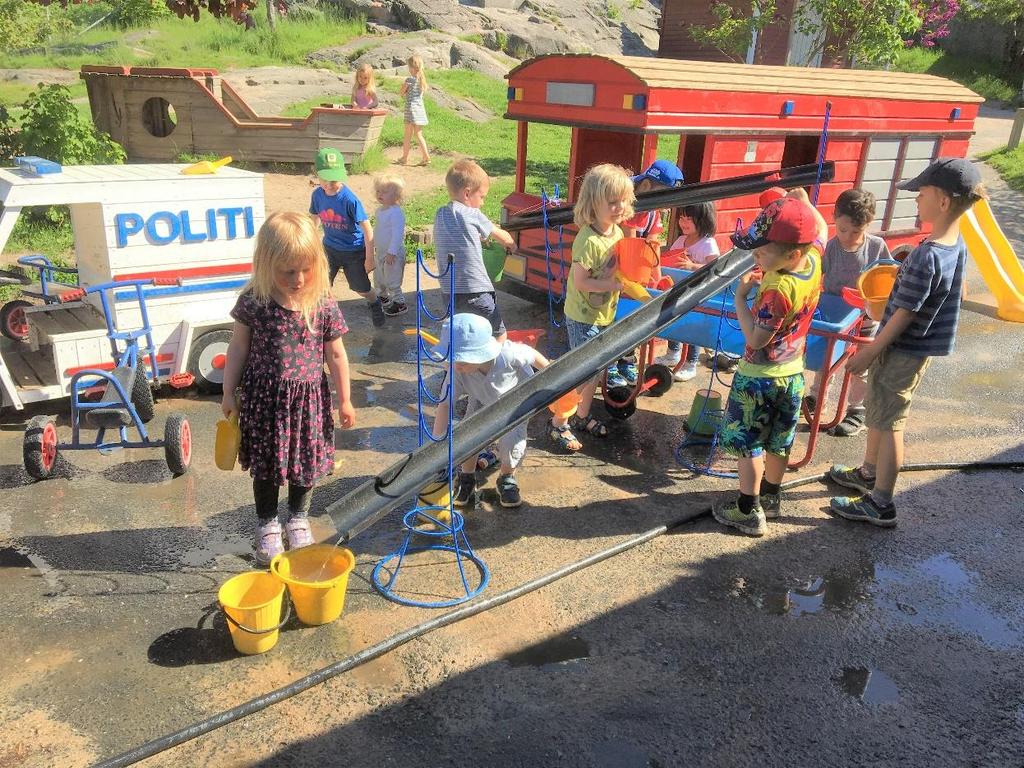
[503,161,834,232]
[327,247,756,541]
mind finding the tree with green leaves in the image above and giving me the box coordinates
[31,0,286,27]
[961,0,1024,74]
[689,0,922,68]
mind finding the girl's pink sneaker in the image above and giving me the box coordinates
[254,519,284,566]
[285,517,314,550]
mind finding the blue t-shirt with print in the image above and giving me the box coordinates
[310,186,367,252]
[880,237,966,357]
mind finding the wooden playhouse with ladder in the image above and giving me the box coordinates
[81,65,387,163]
[500,54,983,295]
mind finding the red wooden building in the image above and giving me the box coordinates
[500,54,982,295]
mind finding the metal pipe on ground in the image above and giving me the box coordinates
[503,162,834,232]
[326,248,756,542]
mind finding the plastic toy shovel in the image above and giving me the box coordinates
[214,412,241,471]
[182,156,232,175]
[402,327,440,346]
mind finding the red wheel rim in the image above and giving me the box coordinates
[7,307,29,339]
[41,422,57,471]
[180,420,192,466]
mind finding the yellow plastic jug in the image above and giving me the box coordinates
[214,412,240,471]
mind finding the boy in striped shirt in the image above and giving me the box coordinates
[828,157,987,527]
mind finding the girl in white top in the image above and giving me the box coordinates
[657,201,720,380]
[371,174,407,316]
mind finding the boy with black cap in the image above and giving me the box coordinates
[713,196,823,537]
[310,147,385,327]
[829,157,986,528]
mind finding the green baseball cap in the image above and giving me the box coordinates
[315,147,347,181]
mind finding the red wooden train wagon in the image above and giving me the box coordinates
[500,54,983,294]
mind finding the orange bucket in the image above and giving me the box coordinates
[616,238,658,285]
[548,389,581,419]
[857,263,899,321]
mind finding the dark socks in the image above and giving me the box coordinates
[738,492,759,515]
[760,480,781,496]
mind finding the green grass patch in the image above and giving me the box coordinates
[891,48,1021,105]
[4,211,74,259]
[280,94,349,117]
[0,10,364,70]
[980,144,1024,192]
[349,144,389,175]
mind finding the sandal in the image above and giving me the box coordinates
[476,449,499,471]
[829,407,866,437]
[570,413,609,438]
[549,420,582,452]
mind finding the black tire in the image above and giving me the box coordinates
[604,386,637,420]
[132,364,156,423]
[187,329,232,394]
[24,415,58,480]
[644,364,674,397]
[164,414,192,475]
[1,299,33,341]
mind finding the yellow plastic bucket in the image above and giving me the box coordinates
[270,545,355,626]
[218,571,288,655]
[857,263,899,321]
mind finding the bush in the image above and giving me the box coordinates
[0,0,73,54]
[107,0,171,29]
[16,84,126,165]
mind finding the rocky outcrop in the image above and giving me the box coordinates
[323,0,661,61]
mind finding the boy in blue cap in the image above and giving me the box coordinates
[310,147,386,327]
[829,157,986,527]
[431,313,551,508]
[614,159,685,386]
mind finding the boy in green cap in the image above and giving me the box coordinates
[310,147,385,327]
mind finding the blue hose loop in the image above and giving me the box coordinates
[541,187,567,337]
[811,101,832,207]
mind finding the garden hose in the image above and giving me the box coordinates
[93,458,1024,768]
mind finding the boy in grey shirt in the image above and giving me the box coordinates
[809,188,891,436]
[433,159,515,341]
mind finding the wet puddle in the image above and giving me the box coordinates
[0,545,34,569]
[836,667,899,705]
[593,740,660,768]
[504,634,590,668]
[728,572,872,617]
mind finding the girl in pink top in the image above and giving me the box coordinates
[351,63,379,109]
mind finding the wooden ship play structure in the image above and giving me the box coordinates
[81,66,387,163]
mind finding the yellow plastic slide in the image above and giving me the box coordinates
[960,199,1024,323]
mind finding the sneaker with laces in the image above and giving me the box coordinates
[761,492,781,519]
[254,518,285,565]
[827,464,875,495]
[285,516,314,550]
[655,350,681,367]
[496,474,522,508]
[618,360,639,385]
[383,299,408,317]
[712,499,767,536]
[673,362,698,382]
[829,494,897,527]
[605,368,628,390]
[369,299,386,327]
[454,472,477,508]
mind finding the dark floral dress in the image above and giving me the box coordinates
[230,293,348,487]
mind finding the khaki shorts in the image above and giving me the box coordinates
[864,348,931,431]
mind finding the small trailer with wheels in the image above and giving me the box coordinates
[0,161,265,411]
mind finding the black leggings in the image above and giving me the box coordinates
[253,478,313,522]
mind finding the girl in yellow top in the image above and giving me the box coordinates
[549,163,635,451]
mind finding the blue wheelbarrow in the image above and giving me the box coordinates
[23,278,192,480]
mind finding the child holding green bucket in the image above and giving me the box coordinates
[828,157,987,528]
[221,211,356,565]
[713,197,823,537]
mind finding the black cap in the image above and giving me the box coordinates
[896,156,981,197]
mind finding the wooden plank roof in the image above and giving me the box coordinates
[509,55,984,104]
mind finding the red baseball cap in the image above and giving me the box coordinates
[731,197,819,250]
[758,186,787,207]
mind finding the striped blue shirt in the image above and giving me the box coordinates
[433,202,495,294]
[881,238,966,357]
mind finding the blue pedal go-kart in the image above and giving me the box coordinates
[0,254,81,341]
[22,278,192,480]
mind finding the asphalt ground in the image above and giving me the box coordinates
[1,111,1022,767]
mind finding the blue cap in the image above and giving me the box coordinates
[432,313,501,364]
[632,160,684,188]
